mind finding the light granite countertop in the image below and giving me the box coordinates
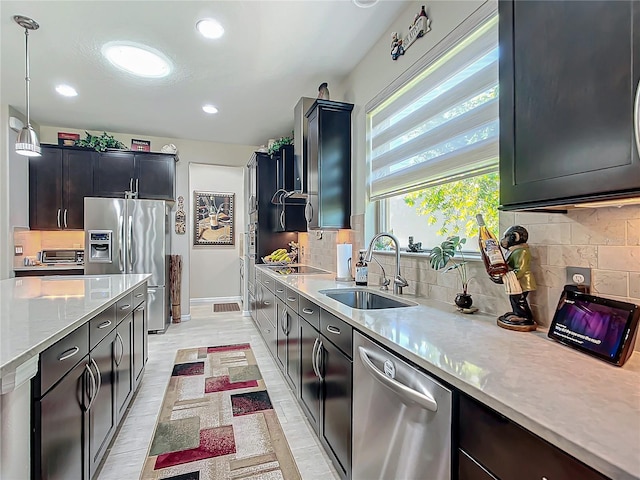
[0,274,150,391]
[257,265,640,480]
[14,264,84,271]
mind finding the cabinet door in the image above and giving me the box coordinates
[35,357,89,480]
[94,151,135,197]
[319,337,352,479]
[114,315,134,422]
[133,302,147,388]
[500,1,640,208]
[89,330,116,478]
[135,153,175,200]
[276,300,287,370]
[299,317,320,432]
[64,150,95,229]
[29,147,63,230]
[285,310,300,396]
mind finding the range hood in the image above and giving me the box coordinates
[288,97,316,200]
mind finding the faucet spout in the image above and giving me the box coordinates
[365,232,408,295]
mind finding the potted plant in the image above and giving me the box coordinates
[75,131,126,152]
[429,235,473,309]
[267,132,294,156]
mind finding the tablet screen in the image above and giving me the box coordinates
[548,290,637,362]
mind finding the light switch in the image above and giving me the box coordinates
[14,245,23,256]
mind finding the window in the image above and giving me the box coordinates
[367,4,499,252]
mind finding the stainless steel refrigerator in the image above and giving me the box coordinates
[84,197,171,333]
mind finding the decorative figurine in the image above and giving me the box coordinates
[318,82,330,100]
[391,32,405,60]
[407,236,423,252]
[498,225,537,331]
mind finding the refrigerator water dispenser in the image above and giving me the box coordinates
[89,230,112,263]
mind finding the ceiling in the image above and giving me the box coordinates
[1,1,410,147]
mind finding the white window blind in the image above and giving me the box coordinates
[367,7,498,201]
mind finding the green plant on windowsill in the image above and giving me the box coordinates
[429,235,471,298]
[75,131,126,152]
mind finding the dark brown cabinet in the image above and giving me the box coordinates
[115,314,134,422]
[94,150,176,201]
[29,146,95,230]
[458,394,608,480]
[305,99,353,229]
[133,301,148,389]
[275,296,300,395]
[499,1,640,210]
[273,145,307,233]
[299,307,353,480]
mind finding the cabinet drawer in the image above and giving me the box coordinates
[255,269,263,285]
[320,309,352,359]
[459,449,497,480]
[39,323,89,396]
[285,287,299,314]
[261,275,275,292]
[133,283,147,307]
[274,281,287,301]
[89,304,116,350]
[116,292,133,322]
[299,296,320,330]
[459,394,608,480]
[261,287,276,328]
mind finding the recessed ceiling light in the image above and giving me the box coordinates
[202,104,218,114]
[102,41,171,78]
[55,84,78,97]
[196,19,224,39]
[353,0,379,7]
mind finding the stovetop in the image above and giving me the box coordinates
[264,264,331,275]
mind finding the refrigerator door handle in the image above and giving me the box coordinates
[128,215,133,271]
[118,215,124,272]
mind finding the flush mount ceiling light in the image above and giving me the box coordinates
[202,104,218,114]
[14,15,41,157]
[102,41,171,78]
[55,84,78,97]
[196,18,224,39]
[353,0,379,7]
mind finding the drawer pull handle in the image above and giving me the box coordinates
[135,293,144,298]
[265,280,270,284]
[326,325,341,335]
[302,308,314,315]
[276,289,284,293]
[120,304,131,310]
[264,301,271,306]
[135,306,145,312]
[97,320,112,329]
[58,346,80,361]
[287,296,296,302]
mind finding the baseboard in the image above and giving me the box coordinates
[190,296,242,305]
[242,310,251,317]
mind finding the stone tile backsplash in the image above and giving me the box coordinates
[302,206,640,350]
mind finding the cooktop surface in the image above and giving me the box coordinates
[264,265,331,275]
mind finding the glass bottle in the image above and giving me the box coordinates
[355,250,368,286]
[476,214,509,282]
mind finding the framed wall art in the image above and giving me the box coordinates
[193,191,235,246]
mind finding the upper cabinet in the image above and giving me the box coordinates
[273,145,306,232]
[94,151,176,201]
[499,1,640,210]
[305,99,354,229]
[29,146,95,230]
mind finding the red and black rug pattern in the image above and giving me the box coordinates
[140,343,301,480]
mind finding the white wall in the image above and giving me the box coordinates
[189,163,244,300]
[39,126,255,316]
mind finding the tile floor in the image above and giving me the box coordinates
[97,304,340,480]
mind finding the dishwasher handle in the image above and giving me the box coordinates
[358,346,438,412]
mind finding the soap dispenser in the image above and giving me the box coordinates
[355,249,368,286]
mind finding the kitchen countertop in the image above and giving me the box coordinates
[0,274,150,393]
[14,264,84,271]
[257,265,640,480]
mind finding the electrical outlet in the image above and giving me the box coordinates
[14,245,23,256]
[566,266,591,291]
[316,230,323,240]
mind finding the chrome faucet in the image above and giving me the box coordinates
[364,233,409,295]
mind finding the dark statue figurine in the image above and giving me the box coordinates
[497,225,537,332]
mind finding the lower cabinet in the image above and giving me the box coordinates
[33,285,148,480]
[275,300,300,395]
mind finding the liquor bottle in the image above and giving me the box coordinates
[355,250,369,286]
[419,5,428,17]
[476,214,509,282]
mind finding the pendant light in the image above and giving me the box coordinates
[14,15,41,157]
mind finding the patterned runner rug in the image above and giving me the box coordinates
[140,344,301,480]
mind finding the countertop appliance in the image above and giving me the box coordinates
[353,331,452,480]
[40,249,84,265]
[84,197,170,333]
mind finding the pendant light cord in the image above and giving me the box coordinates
[24,27,31,128]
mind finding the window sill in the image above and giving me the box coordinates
[372,249,483,262]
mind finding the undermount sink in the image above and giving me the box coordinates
[319,288,418,310]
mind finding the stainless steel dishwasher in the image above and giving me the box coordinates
[353,332,452,480]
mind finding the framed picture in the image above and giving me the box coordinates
[193,191,235,246]
[131,138,151,152]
